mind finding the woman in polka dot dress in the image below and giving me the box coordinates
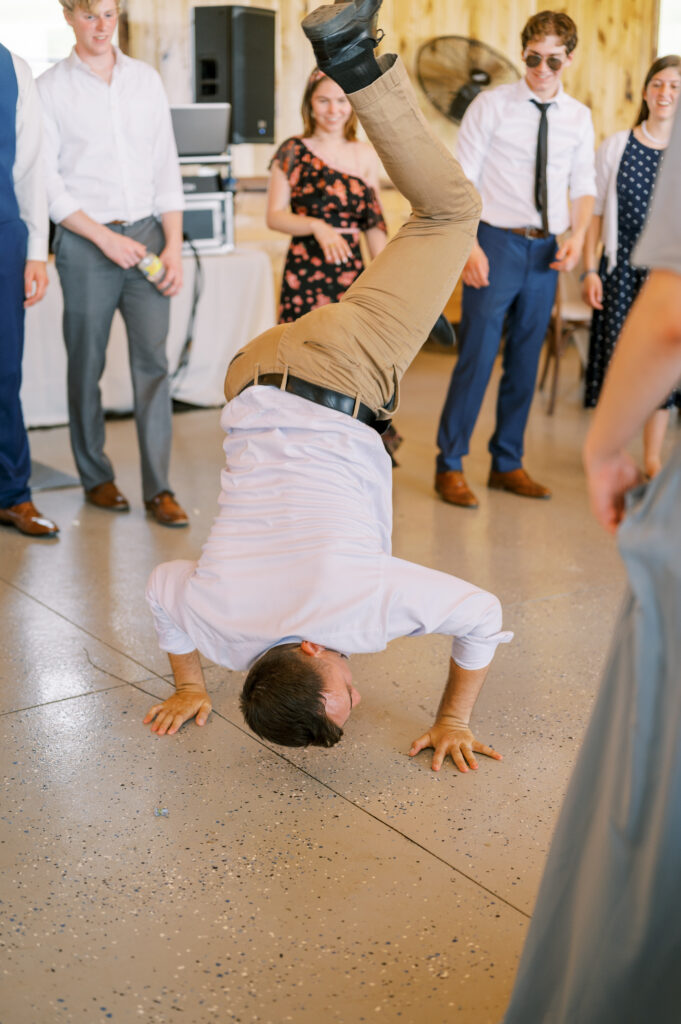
[582,55,681,477]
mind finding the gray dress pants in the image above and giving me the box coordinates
[54,216,172,500]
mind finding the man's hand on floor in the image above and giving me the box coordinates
[143,690,213,736]
[408,719,503,773]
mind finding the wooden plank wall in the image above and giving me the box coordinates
[123,0,659,176]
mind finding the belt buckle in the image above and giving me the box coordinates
[524,226,537,239]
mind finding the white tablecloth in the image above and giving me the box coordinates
[21,248,275,427]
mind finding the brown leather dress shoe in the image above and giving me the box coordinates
[0,501,59,537]
[145,491,189,528]
[86,480,130,511]
[435,471,479,508]
[487,468,552,499]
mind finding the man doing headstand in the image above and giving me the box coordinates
[144,0,512,772]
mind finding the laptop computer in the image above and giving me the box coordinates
[170,103,231,159]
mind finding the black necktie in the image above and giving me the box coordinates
[531,100,551,233]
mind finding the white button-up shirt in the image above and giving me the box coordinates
[37,47,183,225]
[147,388,513,672]
[457,78,596,235]
[12,52,48,261]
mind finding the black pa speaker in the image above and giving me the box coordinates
[193,5,275,144]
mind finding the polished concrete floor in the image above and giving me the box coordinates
[3,348,672,1024]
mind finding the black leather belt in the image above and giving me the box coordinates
[241,373,392,434]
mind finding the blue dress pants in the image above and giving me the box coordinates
[436,222,557,474]
[0,217,30,508]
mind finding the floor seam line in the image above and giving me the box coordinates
[203,709,531,920]
[1,578,167,680]
[0,682,129,717]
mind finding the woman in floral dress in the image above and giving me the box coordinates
[267,69,403,460]
[267,69,388,323]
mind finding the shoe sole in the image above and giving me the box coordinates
[487,481,551,499]
[86,500,130,512]
[435,488,478,509]
[302,0,381,40]
[145,511,189,528]
[0,520,59,537]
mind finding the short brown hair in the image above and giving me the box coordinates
[240,643,344,748]
[521,11,578,56]
[635,54,681,125]
[301,68,358,142]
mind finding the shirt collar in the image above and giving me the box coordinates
[515,76,566,108]
[67,44,127,79]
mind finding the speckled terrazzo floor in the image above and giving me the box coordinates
[3,348,675,1024]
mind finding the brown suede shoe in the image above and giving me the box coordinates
[487,468,551,499]
[435,471,479,508]
[86,480,130,511]
[0,501,59,537]
[145,491,189,528]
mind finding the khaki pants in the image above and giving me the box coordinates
[224,55,481,418]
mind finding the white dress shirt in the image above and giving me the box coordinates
[147,388,513,671]
[37,47,183,225]
[457,78,596,235]
[11,52,48,261]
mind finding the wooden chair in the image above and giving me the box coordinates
[539,268,593,414]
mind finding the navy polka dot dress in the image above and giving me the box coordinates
[585,132,678,409]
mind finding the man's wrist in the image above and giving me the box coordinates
[175,680,207,694]
[436,712,470,728]
[92,222,113,250]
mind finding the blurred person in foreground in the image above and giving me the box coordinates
[503,97,681,1024]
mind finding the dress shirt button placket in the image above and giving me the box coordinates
[109,85,133,224]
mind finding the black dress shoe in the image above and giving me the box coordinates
[302,1,383,68]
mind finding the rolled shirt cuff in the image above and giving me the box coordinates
[49,192,81,225]
[451,628,513,671]
[155,192,185,214]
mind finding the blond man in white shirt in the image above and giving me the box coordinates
[37,0,188,527]
[435,11,596,509]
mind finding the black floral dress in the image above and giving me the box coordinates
[272,137,386,324]
[585,133,678,409]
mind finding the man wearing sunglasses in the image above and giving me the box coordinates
[435,11,595,509]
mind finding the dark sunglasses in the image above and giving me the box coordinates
[525,53,565,72]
